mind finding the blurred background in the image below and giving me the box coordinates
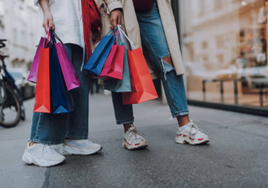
[0,0,268,115]
[175,0,268,113]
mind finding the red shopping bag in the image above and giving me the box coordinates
[33,46,51,113]
[97,44,124,80]
[122,48,158,104]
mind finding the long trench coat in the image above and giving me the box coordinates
[96,0,185,79]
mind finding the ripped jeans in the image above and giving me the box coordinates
[111,1,189,124]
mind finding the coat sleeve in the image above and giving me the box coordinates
[104,0,122,12]
[34,0,54,6]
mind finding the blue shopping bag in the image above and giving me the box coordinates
[50,30,74,114]
[104,42,131,92]
[83,29,116,75]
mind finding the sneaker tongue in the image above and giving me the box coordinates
[128,127,136,133]
[44,145,56,154]
[189,124,198,134]
[190,128,198,135]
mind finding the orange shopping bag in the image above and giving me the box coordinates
[119,27,158,104]
[33,46,51,113]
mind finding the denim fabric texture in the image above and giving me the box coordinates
[30,44,90,145]
[112,1,189,124]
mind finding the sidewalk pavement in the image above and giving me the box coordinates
[0,95,268,188]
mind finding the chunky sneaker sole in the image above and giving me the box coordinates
[22,151,65,167]
[60,145,102,156]
[122,139,148,150]
[175,134,209,145]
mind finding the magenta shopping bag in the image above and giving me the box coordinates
[55,41,81,91]
[27,37,47,83]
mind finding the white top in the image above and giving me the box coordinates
[34,0,84,48]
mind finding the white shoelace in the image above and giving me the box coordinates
[126,126,146,141]
[188,122,204,135]
[39,145,57,156]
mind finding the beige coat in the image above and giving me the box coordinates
[96,0,185,78]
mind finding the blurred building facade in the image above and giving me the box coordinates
[0,0,38,71]
[175,0,268,112]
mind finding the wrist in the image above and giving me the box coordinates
[43,10,51,14]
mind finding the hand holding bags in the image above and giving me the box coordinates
[117,27,158,104]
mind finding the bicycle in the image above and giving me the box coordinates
[0,39,25,128]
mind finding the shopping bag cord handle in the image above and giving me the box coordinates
[118,27,136,49]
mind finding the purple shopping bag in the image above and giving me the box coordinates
[55,42,81,91]
[27,37,47,83]
[28,29,50,83]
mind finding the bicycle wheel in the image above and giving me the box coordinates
[0,82,21,128]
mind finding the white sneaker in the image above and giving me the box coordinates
[22,142,65,167]
[122,126,148,150]
[175,121,209,145]
[59,139,102,155]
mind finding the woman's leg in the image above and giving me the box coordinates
[24,44,95,167]
[59,44,102,155]
[30,44,88,145]
[111,92,134,132]
[64,44,90,140]
[162,55,190,127]
[136,2,190,127]
[30,112,68,145]
[135,2,209,145]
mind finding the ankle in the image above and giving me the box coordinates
[123,124,133,133]
[177,115,190,127]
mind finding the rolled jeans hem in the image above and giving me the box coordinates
[116,118,134,125]
[172,111,189,118]
[29,139,64,145]
[65,136,88,140]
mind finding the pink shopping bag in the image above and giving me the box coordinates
[105,45,124,80]
[97,44,124,80]
[55,42,81,91]
[28,37,47,83]
[28,30,50,83]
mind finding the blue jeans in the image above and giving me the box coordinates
[112,2,189,124]
[30,44,90,145]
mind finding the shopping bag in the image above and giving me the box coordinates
[50,31,74,114]
[33,45,51,113]
[55,41,81,91]
[117,27,158,104]
[123,48,158,104]
[96,43,124,80]
[105,44,124,79]
[28,31,50,83]
[104,42,131,92]
[83,29,116,75]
